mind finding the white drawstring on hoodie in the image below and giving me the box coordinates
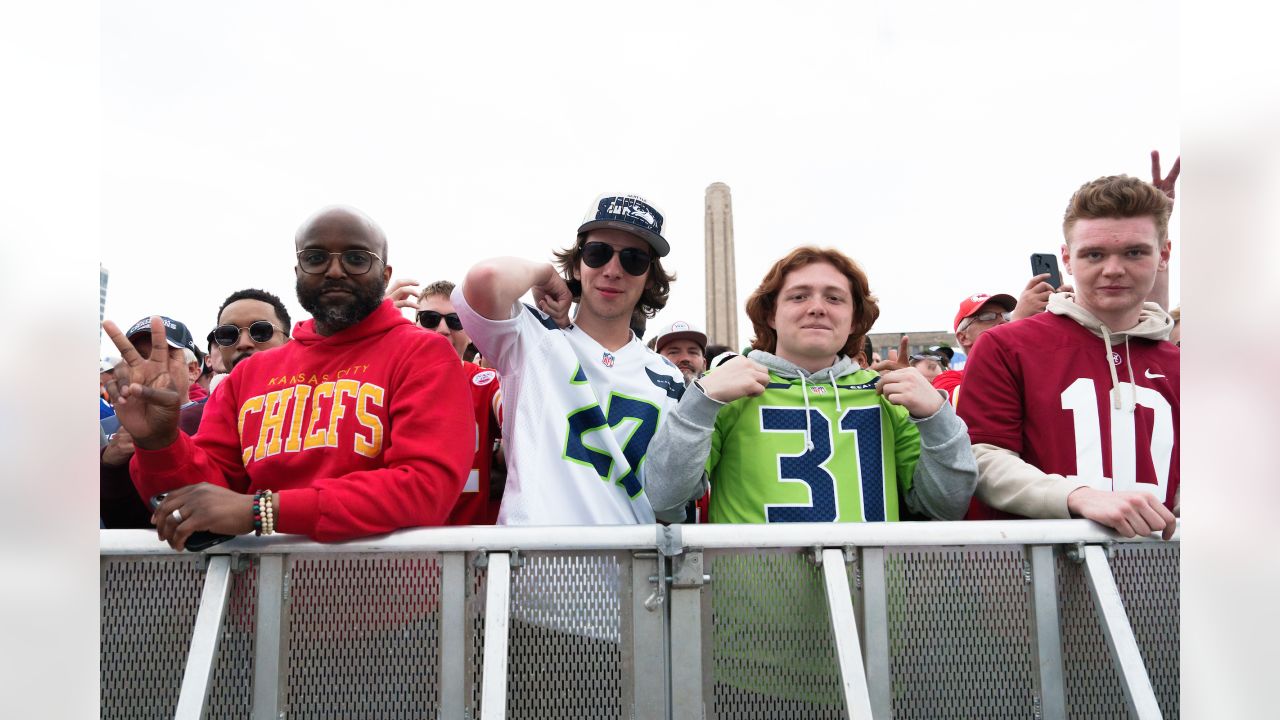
[798,369,844,451]
[1049,292,1173,412]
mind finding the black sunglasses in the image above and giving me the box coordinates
[581,242,652,277]
[418,311,463,331]
[212,321,284,347]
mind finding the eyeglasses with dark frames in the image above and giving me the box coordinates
[581,242,652,277]
[418,310,463,331]
[212,321,286,347]
[295,249,384,276]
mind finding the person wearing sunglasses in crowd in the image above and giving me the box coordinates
[453,193,687,525]
[415,280,506,525]
[209,288,292,372]
[103,206,474,548]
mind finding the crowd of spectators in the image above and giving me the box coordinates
[100,151,1180,548]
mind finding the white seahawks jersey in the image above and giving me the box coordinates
[453,289,685,525]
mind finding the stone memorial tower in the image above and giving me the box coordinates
[704,182,739,348]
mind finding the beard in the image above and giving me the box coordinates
[297,276,387,334]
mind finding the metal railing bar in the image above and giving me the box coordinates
[669,554,704,720]
[822,548,874,720]
[479,552,511,720]
[1029,545,1066,720]
[858,547,892,719]
[439,553,466,720]
[100,520,1181,556]
[252,555,284,720]
[174,555,233,720]
[1082,545,1163,720]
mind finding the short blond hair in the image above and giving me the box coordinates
[418,280,456,302]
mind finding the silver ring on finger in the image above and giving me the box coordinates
[171,508,183,523]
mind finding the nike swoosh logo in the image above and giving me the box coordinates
[1144,369,1166,379]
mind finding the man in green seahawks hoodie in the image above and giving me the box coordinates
[648,245,977,523]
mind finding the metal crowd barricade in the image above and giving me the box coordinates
[100,520,1179,719]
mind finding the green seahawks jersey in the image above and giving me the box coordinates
[708,367,920,523]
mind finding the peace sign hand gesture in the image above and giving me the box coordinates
[1150,150,1181,202]
[101,316,186,450]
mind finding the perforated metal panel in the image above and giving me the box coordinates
[206,558,258,718]
[883,546,1038,718]
[1112,544,1180,719]
[469,551,631,719]
[466,554,487,717]
[100,555,206,719]
[706,549,847,719]
[1057,547,1127,718]
[283,554,442,719]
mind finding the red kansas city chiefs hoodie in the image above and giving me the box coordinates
[132,300,474,541]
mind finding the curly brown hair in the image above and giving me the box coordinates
[746,246,880,357]
[552,233,676,319]
[1063,174,1173,243]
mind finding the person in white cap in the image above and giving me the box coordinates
[454,192,687,525]
[653,319,707,385]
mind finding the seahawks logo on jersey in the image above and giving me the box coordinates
[645,367,684,400]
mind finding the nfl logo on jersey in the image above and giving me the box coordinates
[602,352,615,368]
[810,386,827,394]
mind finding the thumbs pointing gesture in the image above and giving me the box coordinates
[872,335,911,373]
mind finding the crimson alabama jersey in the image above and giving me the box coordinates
[957,312,1179,520]
[445,362,504,525]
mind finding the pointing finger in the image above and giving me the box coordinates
[149,316,168,363]
[103,320,146,367]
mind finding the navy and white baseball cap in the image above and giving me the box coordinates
[125,315,199,357]
[577,193,669,257]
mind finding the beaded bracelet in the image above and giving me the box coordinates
[262,491,276,536]
[252,490,267,536]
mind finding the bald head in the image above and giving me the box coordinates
[295,205,388,262]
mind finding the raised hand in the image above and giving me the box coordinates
[1011,273,1075,320]
[533,271,574,328]
[871,335,910,373]
[1150,150,1180,202]
[385,278,422,310]
[877,367,944,418]
[101,317,185,450]
[696,355,770,403]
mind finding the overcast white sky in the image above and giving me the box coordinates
[99,0,1179,357]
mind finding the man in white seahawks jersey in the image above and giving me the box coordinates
[454,193,686,525]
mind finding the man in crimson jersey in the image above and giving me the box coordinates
[957,175,1179,539]
[416,279,506,525]
[103,206,474,548]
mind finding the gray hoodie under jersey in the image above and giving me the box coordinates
[646,350,978,521]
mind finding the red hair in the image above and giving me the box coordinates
[746,246,880,357]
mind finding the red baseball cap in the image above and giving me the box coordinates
[953,293,1016,332]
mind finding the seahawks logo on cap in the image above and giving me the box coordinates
[597,196,663,234]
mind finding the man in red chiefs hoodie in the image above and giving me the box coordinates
[103,206,474,548]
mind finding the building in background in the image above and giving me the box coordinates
[100,265,109,330]
[704,182,738,348]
